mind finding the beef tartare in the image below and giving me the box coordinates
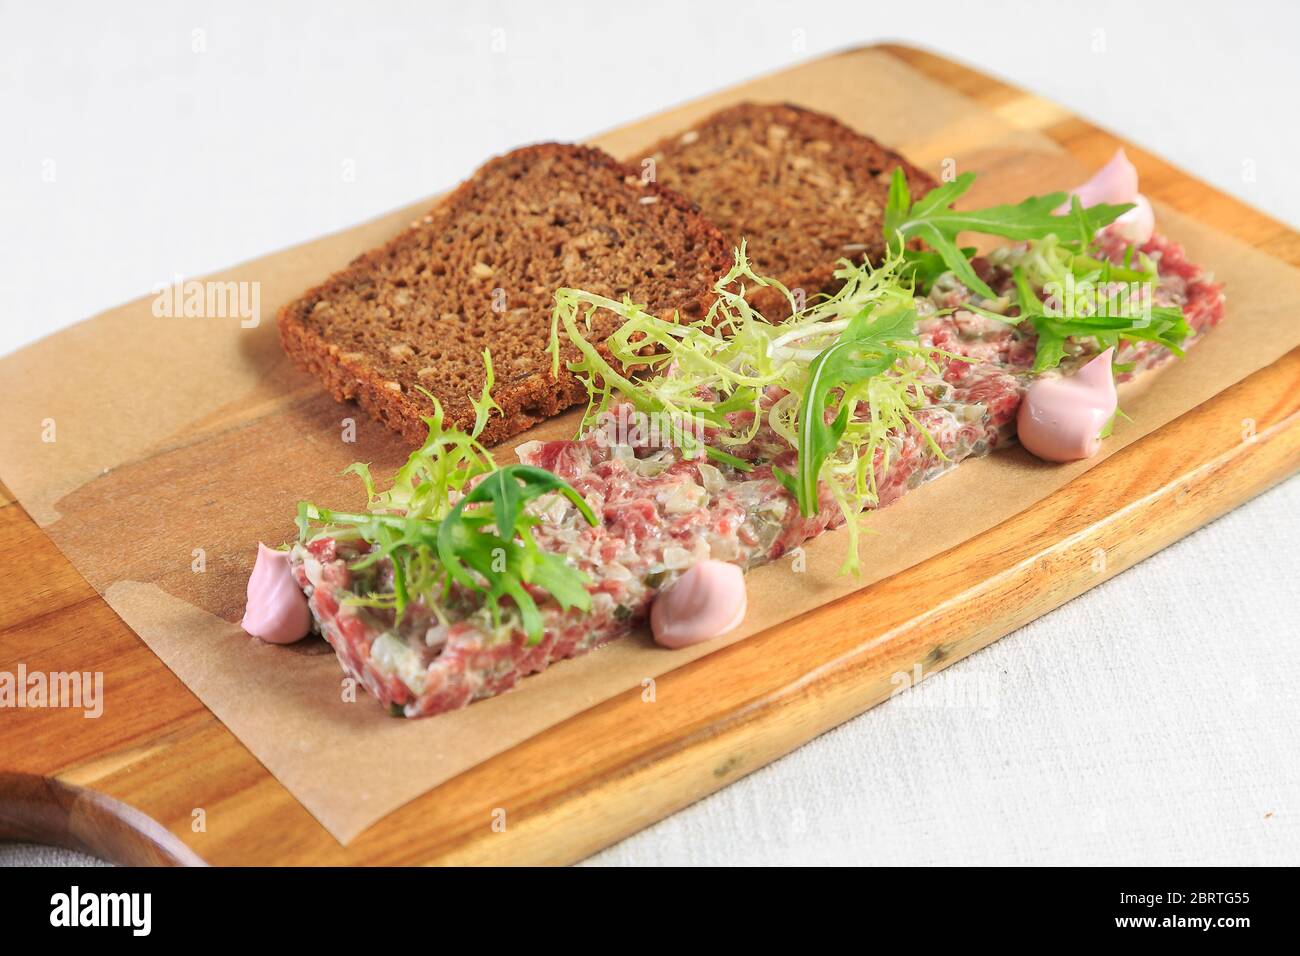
[281,165,1224,718]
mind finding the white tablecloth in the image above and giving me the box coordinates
[3,0,1296,867]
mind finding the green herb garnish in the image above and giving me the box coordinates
[437,465,595,642]
[883,169,1133,301]
[958,231,1191,371]
[551,245,947,574]
[994,263,1190,372]
[549,282,758,469]
[296,351,597,644]
[888,170,1190,371]
[771,304,940,520]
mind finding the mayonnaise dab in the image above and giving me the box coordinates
[1017,348,1118,463]
[650,559,747,649]
[1058,148,1155,245]
[241,543,312,644]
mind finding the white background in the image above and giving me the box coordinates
[2,0,1297,866]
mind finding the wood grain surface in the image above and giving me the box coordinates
[2,44,1297,866]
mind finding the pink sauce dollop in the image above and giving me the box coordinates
[1057,148,1155,245]
[1017,348,1118,463]
[650,559,747,649]
[241,543,312,644]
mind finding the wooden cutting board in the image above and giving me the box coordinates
[2,44,1298,866]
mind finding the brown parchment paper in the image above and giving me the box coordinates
[3,48,1300,845]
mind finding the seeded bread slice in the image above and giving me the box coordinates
[278,143,730,447]
[636,102,937,316]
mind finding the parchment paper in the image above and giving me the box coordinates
[3,48,1300,844]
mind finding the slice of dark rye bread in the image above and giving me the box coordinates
[278,143,730,447]
[636,102,938,316]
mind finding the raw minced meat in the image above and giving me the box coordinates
[290,227,1225,717]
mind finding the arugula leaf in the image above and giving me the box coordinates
[772,305,928,518]
[297,360,598,644]
[884,169,1133,299]
[914,194,1195,372]
[897,245,978,289]
[1004,263,1191,372]
[437,464,597,643]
